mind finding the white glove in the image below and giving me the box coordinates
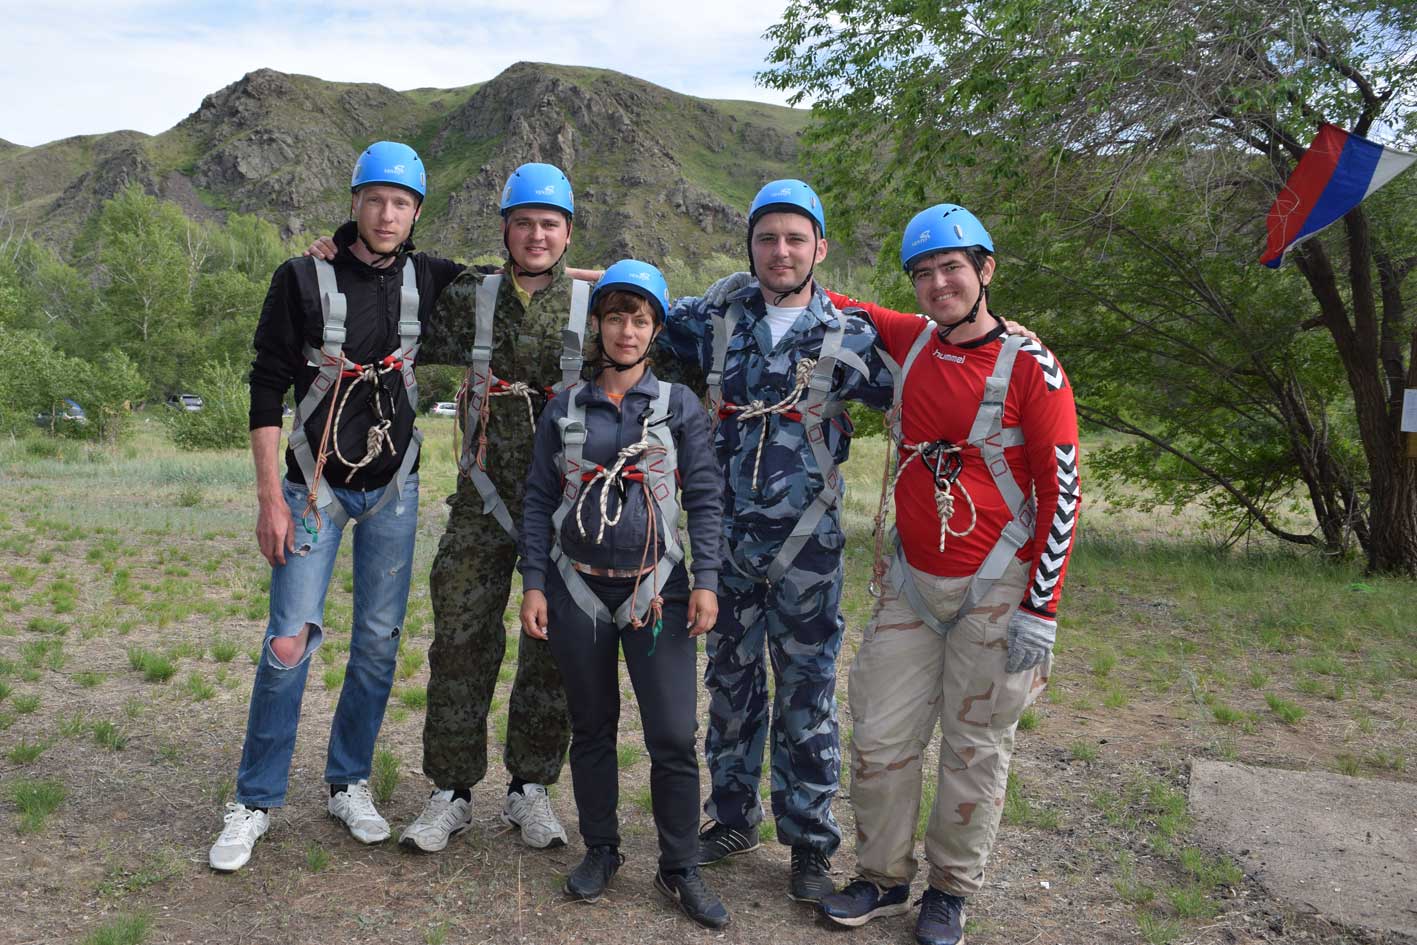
[704,271,753,308]
[1005,609,1055,673]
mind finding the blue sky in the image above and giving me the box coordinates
[0,1,796,147]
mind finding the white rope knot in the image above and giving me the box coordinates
[574,414,668,543]
[487,380,537,432]
[720,358,817,490]
[331,362,401,470]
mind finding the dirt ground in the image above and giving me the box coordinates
[1,433,1414,945]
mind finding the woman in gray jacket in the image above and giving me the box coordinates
[518,260,727,928]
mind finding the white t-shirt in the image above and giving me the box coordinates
[763,304,806,347]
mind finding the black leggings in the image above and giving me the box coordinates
[544,563,700,869]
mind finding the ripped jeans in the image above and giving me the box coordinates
[235,475,419,808]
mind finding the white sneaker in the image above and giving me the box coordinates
[328,780,390,844]
[399,789,473,853]
[501,783,567,849]
[209,803,270,872]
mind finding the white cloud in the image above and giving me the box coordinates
[0,0,797,147]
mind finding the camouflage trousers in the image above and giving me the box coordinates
[423,492,569,789]
[703,533,845,855]
[847,556,1049,896]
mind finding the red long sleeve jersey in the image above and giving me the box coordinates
[829,293,1080,618]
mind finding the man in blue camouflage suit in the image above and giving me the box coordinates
[655,180,895,902]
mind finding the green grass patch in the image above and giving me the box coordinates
[209,636,238,663]
[93,720,129,751]
[8,736,51,764]
[305,843,331,872]
[11,777,66,833]
[75,671,104,688]
[323,665,346,690]
[1069,740,1099,762]
[371,747,400,805]
[183,672,216,701]
[12,693,40,714]
[81,912,152,945]
[1264,693,1305,724]
[397,686,427,710]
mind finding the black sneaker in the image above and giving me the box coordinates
[915,887,967,945]
[820,878,911,927]
[564,845,624,902]
[656,868,730,929]
[696,819,760,866]
[788,844,833,902]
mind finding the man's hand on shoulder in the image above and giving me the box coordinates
[304,235,338,261]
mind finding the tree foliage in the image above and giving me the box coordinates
[763,0,1417,572]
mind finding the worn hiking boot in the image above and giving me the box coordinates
[655,867,731,929]
[209,803,270,872]
[399,789,472,853]
[502,783,568,848]
[788,844,834,902]
[915,887,967,945]
[565,845,625,902]
[696,819,760,866]
[820,878,912,927]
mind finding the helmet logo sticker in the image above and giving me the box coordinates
[911,229,931,246]
[388,164,405,174]
[535,184,556,195]
[772,186,793,196]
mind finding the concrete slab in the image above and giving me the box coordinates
[1189,759,1417,940]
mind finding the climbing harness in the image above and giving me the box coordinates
[705,296,871,584]
[454,273,590,540]
[289,257,421,538]
[868,327,1036,637]
[552,382,681,644]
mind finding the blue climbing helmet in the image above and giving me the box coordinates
[748,179,826,238]
[900,203,993,271]
[351,141,426,201]
[500,163,574,218]
[592,260,670,323]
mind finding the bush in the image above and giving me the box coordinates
[164,358,250,450]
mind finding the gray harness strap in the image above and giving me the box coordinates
[550,382,683,628]
[888,332,1035,635]
[288,257,421,531]
[707,299,856,583]
[457,274,591,539]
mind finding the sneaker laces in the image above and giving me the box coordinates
[337,782,380,821]
[418,790,467,830]
[217,803,262,844]
[791,845,830,875]
[916,888,964,924]
[514,785,559,830]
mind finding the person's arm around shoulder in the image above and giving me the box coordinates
[419,266,487,366]
[518,390,571,640]
[671,384,723,636]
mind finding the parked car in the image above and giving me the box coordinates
[167,393,204,412]
[35,398,87,427]
[429,402,458,417]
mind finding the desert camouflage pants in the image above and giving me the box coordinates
[703,534,845,855]
[423,492,569,789]
[847,556,1049,896]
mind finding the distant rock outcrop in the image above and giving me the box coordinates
[1,63,809,267]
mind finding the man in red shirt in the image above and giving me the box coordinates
[818,204,1079,945]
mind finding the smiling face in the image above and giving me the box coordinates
[351,184,421,256]
[750,210,827,304]
[593,294,660,367]
[503,207,572,272]
[910,249,996,327]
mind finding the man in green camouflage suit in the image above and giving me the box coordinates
[399,163,588,852]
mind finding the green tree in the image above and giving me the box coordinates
[92,185,201,395]
[764,0,1417,573]
[163,358,251,451]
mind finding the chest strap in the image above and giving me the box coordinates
[549,382,683,630]
[287,256,421,535]
[456,274,590,539]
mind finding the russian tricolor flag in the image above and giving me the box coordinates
[1261,123,1415,268]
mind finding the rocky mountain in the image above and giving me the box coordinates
[0,63,810,266]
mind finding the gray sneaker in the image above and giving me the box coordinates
[328,780,390,843]
[501,783,568,849]
[400,789,473,853]
[209,803,270,872]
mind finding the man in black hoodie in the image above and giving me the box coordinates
[209,141,464,872]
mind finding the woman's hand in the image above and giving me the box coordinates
[687,589,718,637]
[520,589,549,640]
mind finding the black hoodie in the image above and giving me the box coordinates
[248,221,464,491]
